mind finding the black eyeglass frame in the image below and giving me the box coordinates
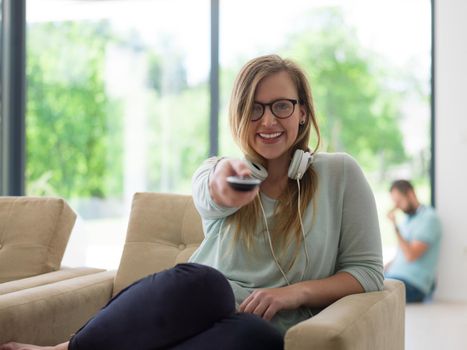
[251,98,301,121]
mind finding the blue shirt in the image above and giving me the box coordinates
[387,205,442,294]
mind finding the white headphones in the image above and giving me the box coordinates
[244,149,314,182]
[244,149,314,289]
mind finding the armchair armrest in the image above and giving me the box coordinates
[0,270,116,345]
[0,267,106,296]
[284,280,405,350]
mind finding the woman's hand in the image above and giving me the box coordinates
[209,158,259,208]
[239,285,304,321]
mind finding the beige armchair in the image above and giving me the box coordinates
[0,197,107,344]
[0,196,77,283]
[0,193,405,349]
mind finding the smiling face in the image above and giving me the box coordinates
[248,71,305,162]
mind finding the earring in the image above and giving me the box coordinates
[299,120,306,125]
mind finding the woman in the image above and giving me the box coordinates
[1,55,383,350]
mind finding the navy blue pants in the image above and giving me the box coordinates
[385,274,436,303]
[69,263,283,350]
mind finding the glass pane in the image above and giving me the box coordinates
[26,0,210,269]
[220,0,432,262]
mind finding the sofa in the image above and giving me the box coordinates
[0,193,405,349]
[0,197,107,344]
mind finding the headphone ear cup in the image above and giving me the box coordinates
[243,158,268,181]
[288,150,313,180]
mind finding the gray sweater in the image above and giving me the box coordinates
[189,152,384,334]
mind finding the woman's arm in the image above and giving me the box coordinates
[192,157,257,220]
[239,272,363,320]
[335,154,384,292]
[292,271,363,307]
[192,157,258,220]
[208,158,259,208]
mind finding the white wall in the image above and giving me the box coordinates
[434,0,467,302]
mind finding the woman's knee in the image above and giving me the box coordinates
[150,263,235,317]
[173,263,229,288]
[108,263,234,319]
[136,263,230,296]
[170,263,233,300]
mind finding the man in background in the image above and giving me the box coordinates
[385,180,442,303]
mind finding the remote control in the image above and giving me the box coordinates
[227,176,261,192]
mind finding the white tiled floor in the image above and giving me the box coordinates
[405,301,467,350]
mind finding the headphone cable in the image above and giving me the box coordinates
[259,198,291,286]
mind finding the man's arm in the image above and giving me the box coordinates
[393,224,429,262]
[387,209,429,262]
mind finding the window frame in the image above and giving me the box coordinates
[0,0,26,196]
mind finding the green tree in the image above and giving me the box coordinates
[146,43,209,193]
[284,8,406,173]
[27,21,123,198]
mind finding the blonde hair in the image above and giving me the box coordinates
[227,54,321,270]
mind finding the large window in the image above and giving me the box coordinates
[26,0,210,268]
[21,0,431,268]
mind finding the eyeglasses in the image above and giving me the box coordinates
[251,98,300,121]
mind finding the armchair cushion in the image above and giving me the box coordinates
[0,270,115,345]
[0,267,105,296]
[113,192,204,296]
[0,197,76,283]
